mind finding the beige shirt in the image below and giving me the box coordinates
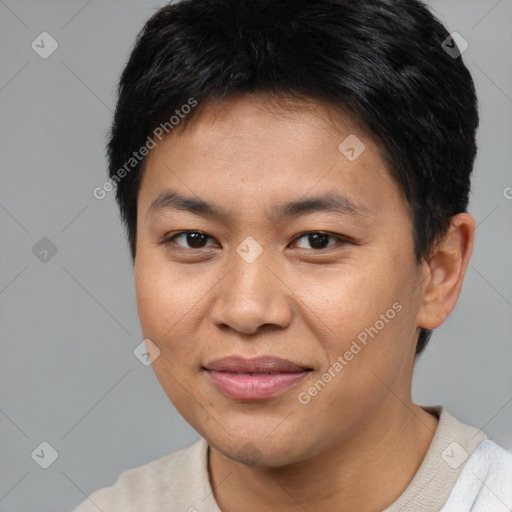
[73,406,488,512]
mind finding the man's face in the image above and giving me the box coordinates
[134,95,426,466]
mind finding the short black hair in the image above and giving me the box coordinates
[107,0,479,356]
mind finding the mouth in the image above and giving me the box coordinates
[203,356,313,401]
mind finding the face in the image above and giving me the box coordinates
[134,94,427,466]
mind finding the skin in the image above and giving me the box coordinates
[134,94,475,511]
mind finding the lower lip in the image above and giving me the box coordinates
[205,370,311,401]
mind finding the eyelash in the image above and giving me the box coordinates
[159,230,351,252]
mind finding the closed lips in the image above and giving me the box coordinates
[203,357,313,401]
[203,356,313,373]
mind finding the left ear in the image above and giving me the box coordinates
[416,213,476,330]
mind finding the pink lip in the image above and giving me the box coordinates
[203,356,312,401]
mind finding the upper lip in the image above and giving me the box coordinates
[204,356,311,373]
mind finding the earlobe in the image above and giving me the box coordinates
[417,213,476,330]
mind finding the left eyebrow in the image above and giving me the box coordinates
[269,192,374,222]
[146,188,374,222]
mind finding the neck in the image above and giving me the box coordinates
[208,401,439,512]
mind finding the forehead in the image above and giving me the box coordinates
[168,94,371,151]
[138,94,407,224]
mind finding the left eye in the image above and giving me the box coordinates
[291,232,346,250]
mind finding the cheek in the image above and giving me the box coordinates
[135,269,175,339]
[302,262,398,337]
[293,267,414,428]
[134,258,206,411]
[135,245,190,316]
[134,254,219,361]
[134,255,188,345]
[301,253,417,372]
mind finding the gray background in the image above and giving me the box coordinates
[0,1,511,510]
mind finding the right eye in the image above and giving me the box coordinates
[160,231,218,250]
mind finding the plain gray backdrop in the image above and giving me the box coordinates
[0,1,511,510]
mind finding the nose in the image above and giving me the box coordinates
[210,249,293,335]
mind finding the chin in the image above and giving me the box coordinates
[204,425,313,469]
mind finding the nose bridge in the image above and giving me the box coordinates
[230,244,274,298]
[210,241,291,334]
